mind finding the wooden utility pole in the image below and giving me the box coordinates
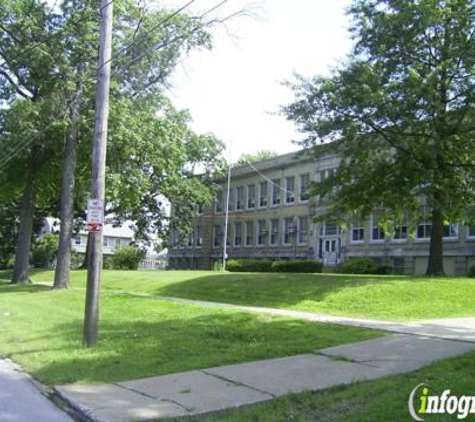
[83,0,114,347]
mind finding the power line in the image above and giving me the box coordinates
[242,160,296,196]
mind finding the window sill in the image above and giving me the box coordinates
[369,240,385,244]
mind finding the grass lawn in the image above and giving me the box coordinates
[0,282,382,386]
[5,269,475,321]
[184,348,475,422]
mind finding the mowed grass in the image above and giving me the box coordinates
[0,282,382,386]
[8,269,475,321]
[186,348,475,422]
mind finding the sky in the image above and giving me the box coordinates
[165,0,353,161]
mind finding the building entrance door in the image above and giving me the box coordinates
[322,238,339,265]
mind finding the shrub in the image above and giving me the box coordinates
[468,264,475,277]
[70,251,83,270]
[213,261,223,271]
[109,245,146,270]
[226,259,273,272]
[336,257,392,274]
[31,234,59,268]
[272,260,323,273]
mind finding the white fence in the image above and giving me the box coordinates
[139,258,166,270]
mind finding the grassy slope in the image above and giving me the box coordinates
[0,282,381,386]
[7,270,475,321]
[190,348,475,422]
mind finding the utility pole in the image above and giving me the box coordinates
[222,141,232,271]
[83,0,114,347]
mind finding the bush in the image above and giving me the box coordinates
[336,257,392,274]
[226,259,273,272]
[109,245,146,270]
[70,251,83,270]
[226,259,323,273]
[272,260,323,273]
[468,264,475,277]
[31,234,59,268]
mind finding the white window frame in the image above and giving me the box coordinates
[235,186,244,211]
[257,220,267,247]
[370,214,385,244]
[299,173,310,202]
[259,182,268,208]
[283,217,294,245]
[245,221,254,247]
[285,176,295,204]
[234,222,242,247]
[247,184,256,210]
[271,179,281,207]
[443,223,459,240]
[298,216,309,245]
[350,216,365,244]
[270,218,279,246]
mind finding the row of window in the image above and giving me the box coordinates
[350,211,470,244]
[74,236,127,248]
[215,174,311,213]
[171,226,203,249]
[213,217,310,248]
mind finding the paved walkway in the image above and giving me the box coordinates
[0,357,73,422]
[129,293,475,342]
[55,334,475,422]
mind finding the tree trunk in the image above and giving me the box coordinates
[11,166,35,284]
[426,207,445,276]
[53,77,83,289]
[80,233,92,269]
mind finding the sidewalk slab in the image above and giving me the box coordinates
[0,358,73,422]
[118,370,273,414]
[56,384,188,422]
[204,354,386,396]
[319,334,475,374]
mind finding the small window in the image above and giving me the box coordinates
[234,222,242,247]
[246,221,254,246]
[300,174,310,201]
[284,217,295,245]
[257,220,267,246]
[443,223,459,239]
[75,236,81,245]
[393,218,408,241]
[270,219,280,245]
[298,216,309,244]
[247,184,255,209]
[103,237,109,247]
[350,216,364,243]
[272,179,281,206]
[468,226,475,238]
[371,213,385,242]
[236,186,244,210]
[196,225,203,247]
[213,225,222,247]
[416,206,431,239]
[259,182,268,207]
[215,191,223,213]
[285,176,295,204]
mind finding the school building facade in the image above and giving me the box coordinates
[168,151,475,275]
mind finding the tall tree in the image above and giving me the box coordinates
[284,0,475,275]
[236,150,278,166]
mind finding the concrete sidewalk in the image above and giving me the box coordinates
[55,334,475,422]
[0,357,73,422]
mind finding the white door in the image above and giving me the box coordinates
[322,238,339,265]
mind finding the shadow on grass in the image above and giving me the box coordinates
[0,281,51,294]
[24,298,381,386]
[153,272,405,309]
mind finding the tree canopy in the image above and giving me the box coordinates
[284,0,475,275]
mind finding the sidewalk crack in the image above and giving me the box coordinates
[200,370,276,398]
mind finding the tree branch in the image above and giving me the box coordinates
[0,69,32,99]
